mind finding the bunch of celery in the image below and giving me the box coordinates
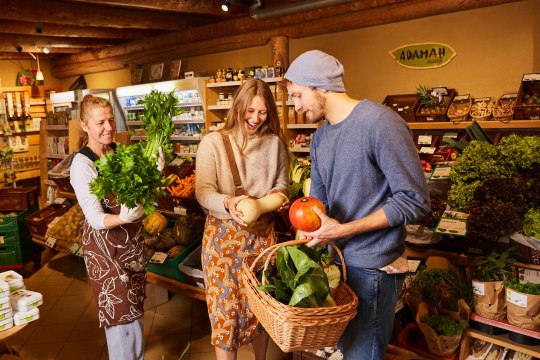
[89,89,181,214]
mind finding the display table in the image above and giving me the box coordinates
[0,323,28,356]
[146,272,206,302]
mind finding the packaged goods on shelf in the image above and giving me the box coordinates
[0,317,13,332]
[13,307,39,326]
[10,289,43,312]
[0,279,8,299]
[0,296,10,311]
[0,270,24,292]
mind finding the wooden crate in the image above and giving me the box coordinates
[382,94,420,123]
[415,88,456,122]
[514,74,540,120]
[0,187,39,211]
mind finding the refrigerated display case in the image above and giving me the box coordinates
[41,89,124,203]
[115,78,207,158]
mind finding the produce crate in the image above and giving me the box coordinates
[0,207,38,233]
[415,88,456,122]
[382,94,420,122]
[24,203,72,237]
[157,162,201,213]
[147,236,202,282]
[178,244,205,289]
[0,187,39,211]
[514,73,540,120]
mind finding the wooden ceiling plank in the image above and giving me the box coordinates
[61,0,247,16]
[52,0,520,78]
[53,0,517,71]
[0,19,163,39]
[0,0,190,31]
[0,33,125,48]
[52,0,408,66]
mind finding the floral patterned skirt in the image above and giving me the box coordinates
[201,215,275,351]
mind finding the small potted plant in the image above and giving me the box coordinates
[471,247,516,320]
[502,278,540,330]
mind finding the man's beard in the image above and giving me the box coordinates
[306,91,326,123]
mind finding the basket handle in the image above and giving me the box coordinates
[250,239,347,285]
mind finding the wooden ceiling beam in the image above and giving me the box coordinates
[52,0,406,66]
[51,0,520,78]
[61,0,247,16]
[0,34,124,49]
[0,19,163,39]
[1,0,190,31]
[0,52,59,60]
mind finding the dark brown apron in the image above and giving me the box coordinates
[79,146,146,328]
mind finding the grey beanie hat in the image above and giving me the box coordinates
[285,50,345,92]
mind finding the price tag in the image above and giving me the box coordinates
[506,288,528,307]
[443,132,458,138]
[417,135,432,145]
[45,237,57,248]
[419,147,436,154]
[75,245,84,257]
[68,242,80,254]
[149,252,168,264]
[430,166,451,180]
[53,198,66,204]
[174,206,187,215]
[0,236,4,245]
[434,210,469,237]
[472,281,485,296]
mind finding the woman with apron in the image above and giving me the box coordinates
[70,95,148,360]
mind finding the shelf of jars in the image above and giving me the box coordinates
[407,119,540,130]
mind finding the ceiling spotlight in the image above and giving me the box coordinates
[43,47,51,54]
[35,22,44,34]
[221,0,231,12]
[14,44,22,53]
[28,52,44,82]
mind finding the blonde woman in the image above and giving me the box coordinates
[70,95,146,360]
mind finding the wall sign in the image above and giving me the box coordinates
[389,43,456,69]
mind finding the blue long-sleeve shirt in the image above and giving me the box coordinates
[310,99,430,268]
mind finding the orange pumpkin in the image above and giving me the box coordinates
[143,213,168,235]
[289,196,326,232]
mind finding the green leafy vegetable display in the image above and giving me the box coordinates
[472,247,516,282]
[257,244,338,308]
[503,278,540,295]
[89,89,181,214]
[421,315,468,336]
[523,208,540,238]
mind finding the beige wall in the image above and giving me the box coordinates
[1,0,537,101]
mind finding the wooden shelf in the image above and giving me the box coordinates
[461,329,540,358]
[206,77,283,88]
[45,125,69,131]
[287,124,318,129]
[146,272,206,302]
[407,120,540,130]
[56,190,77,200]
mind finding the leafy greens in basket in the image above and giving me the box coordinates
[257,244,340,308]
[89,89,180,214]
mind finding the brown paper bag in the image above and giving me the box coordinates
[415,300,470,357]
[506,288,540,330]
[472,280,506,320]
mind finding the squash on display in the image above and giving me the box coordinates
[173,213,206,247]
[236,193,286,224]
[144,213,168,235]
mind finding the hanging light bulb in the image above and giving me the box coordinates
[221,0,231,12]
[43,47,51,54]
[28,52,44,83]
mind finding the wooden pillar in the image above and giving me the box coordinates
[271,36,289,69]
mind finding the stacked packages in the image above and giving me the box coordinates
[0,270,43,330]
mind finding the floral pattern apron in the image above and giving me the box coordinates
[201,215,275,350]
[79,145,146,328]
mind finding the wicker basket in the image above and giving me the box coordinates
[447,98,471,124]
[469,100,494,122]
[491,99,516,122]
[242,239,358,352]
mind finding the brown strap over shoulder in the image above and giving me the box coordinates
[221,132,246,196]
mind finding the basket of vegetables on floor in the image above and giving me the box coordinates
[471,247,516,321]
[240,196,358,352]
[89,89,180,217]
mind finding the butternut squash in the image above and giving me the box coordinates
[237,193,286,224]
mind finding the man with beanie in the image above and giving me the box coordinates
[285,50,430,359]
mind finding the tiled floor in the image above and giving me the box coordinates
[6,248,290,360]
